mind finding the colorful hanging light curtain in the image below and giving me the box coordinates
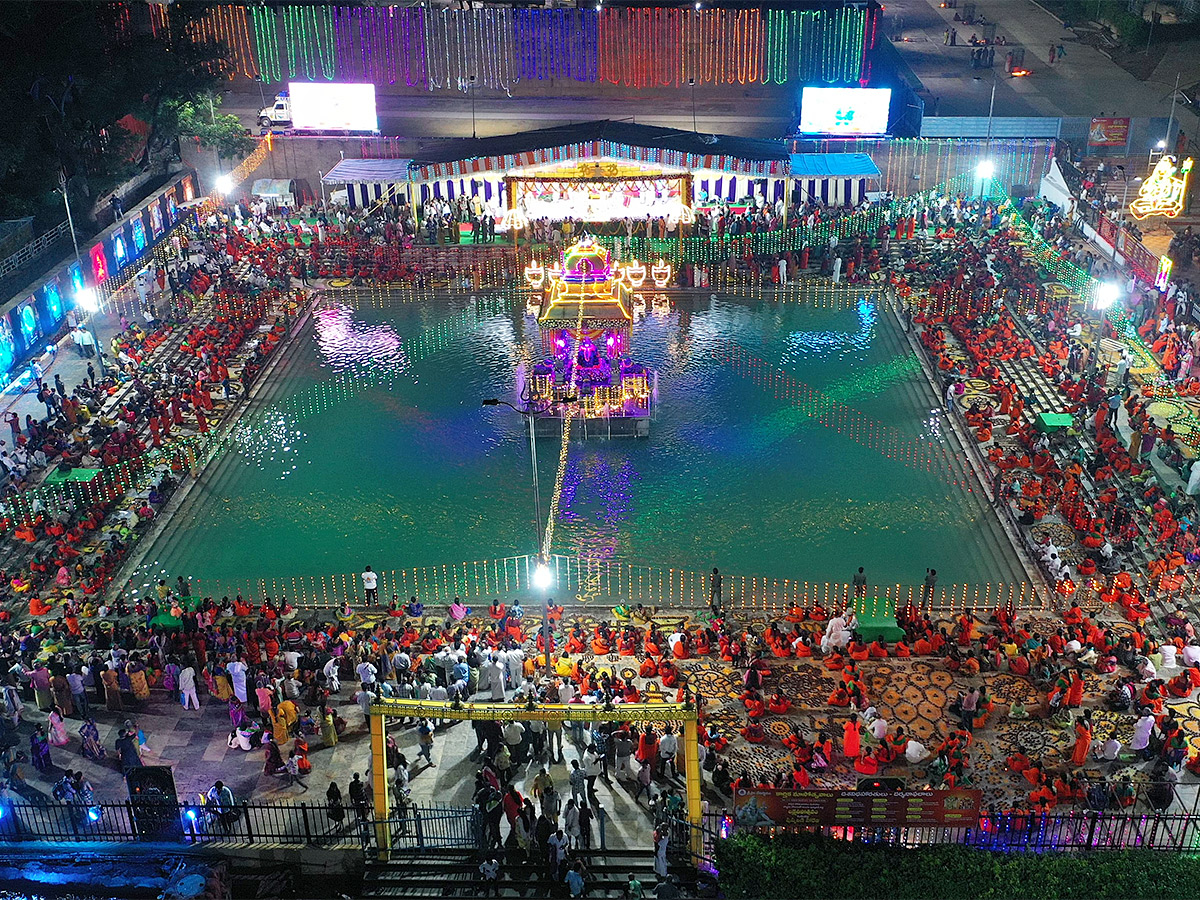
[513,9,598,82]
[282,4,338,80]
[162,5,873,92]
[601,9,765,87]
[424,7,516,94]
[764,8,868,85]
[250,6,282,83]
[332,6,427,88]
[187,5,260,79]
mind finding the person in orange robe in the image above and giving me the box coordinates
[1071,712,1093,767]
[842,718,863,759]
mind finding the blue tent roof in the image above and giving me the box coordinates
[788,153,880,179]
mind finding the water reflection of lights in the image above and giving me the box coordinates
[717,339,970,490]
[232,297,518,476]
[783,299,877,360]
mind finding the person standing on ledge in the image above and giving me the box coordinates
[362,565,378,604]
[853,567,867,599]
[710,567,723,617]
[922,568,938,604]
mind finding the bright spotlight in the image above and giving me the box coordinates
[533,563,553,591]
[1157,140,1167,149]
[215,174,234,194]
[1094,282,1121,310]
[75,287,98,313]
[976,160,995,180]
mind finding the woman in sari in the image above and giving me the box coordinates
[30,727,52,772]
[229,698,248,730]
[212,664,233,702]
[125,654,151,702]
[100,665,123,712]
[79,718,106,760]
[321,705,338,748]
[263,734,283,776]
[48,706,69,746]
[50,672,73,719]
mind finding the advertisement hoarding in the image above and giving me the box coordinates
[288,82,378,132]
[1088,117,1130,147]
[799,87,892,136]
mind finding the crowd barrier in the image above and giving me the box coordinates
[190,554,1059,615]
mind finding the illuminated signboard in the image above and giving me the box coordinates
[799,87,892,136]
[90,243,109,283]
[150,202,164,236]
[44,280,63,321]
[131,217,147,251]
[1130,156,1193,220]
[288,82,378,132]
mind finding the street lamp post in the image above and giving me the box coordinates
[483,394,576,682]
[469,74,478,140]
[60,172,108,378]
[688,77,697,133]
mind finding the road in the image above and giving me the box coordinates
[884,0,1200,122]
[222,84,796,140]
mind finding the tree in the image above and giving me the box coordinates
[162,94,257,162]
[0,2,228,227]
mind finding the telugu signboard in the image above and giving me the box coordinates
[733,787,982,829]
[1088,117,1130,147]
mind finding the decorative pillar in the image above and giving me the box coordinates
[683,716,703,860]
[370,709,391,858]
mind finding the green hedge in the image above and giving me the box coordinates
[715,833,1200,899]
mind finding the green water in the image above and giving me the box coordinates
[135,294,1025,592]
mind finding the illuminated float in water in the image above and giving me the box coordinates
[524,237,659,438]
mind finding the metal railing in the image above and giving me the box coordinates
[0,220,72,281]
[191,553,1056,614]
[0,799,362,847]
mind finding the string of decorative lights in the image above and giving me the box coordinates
[188,5,260,79]
[282,5,337,80]
[423,8,514,94]
[153,6,871,91]
[148,1,170,40]
[250,5,282,83]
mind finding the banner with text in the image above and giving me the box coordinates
[1088,117,1131,147]
[734,787,982,829]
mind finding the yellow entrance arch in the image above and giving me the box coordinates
[368,698,702,859]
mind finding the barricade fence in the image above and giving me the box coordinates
[729,808,1200,853]
[190,554,1063,615]
[0,799,362,847]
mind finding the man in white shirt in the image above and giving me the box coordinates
[658,726,679,779]
[226,658,248,703]
[1183,641,1200,667]
[179,664,199,710]
[869,715,889,742]
[323,657,341,692]
[557,679,576,705]
[361,566,378,603]
[356,660,378,688]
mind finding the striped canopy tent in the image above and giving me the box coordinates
[321,158,414,209]
[403,120,863,217]
[788,153,882,207]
